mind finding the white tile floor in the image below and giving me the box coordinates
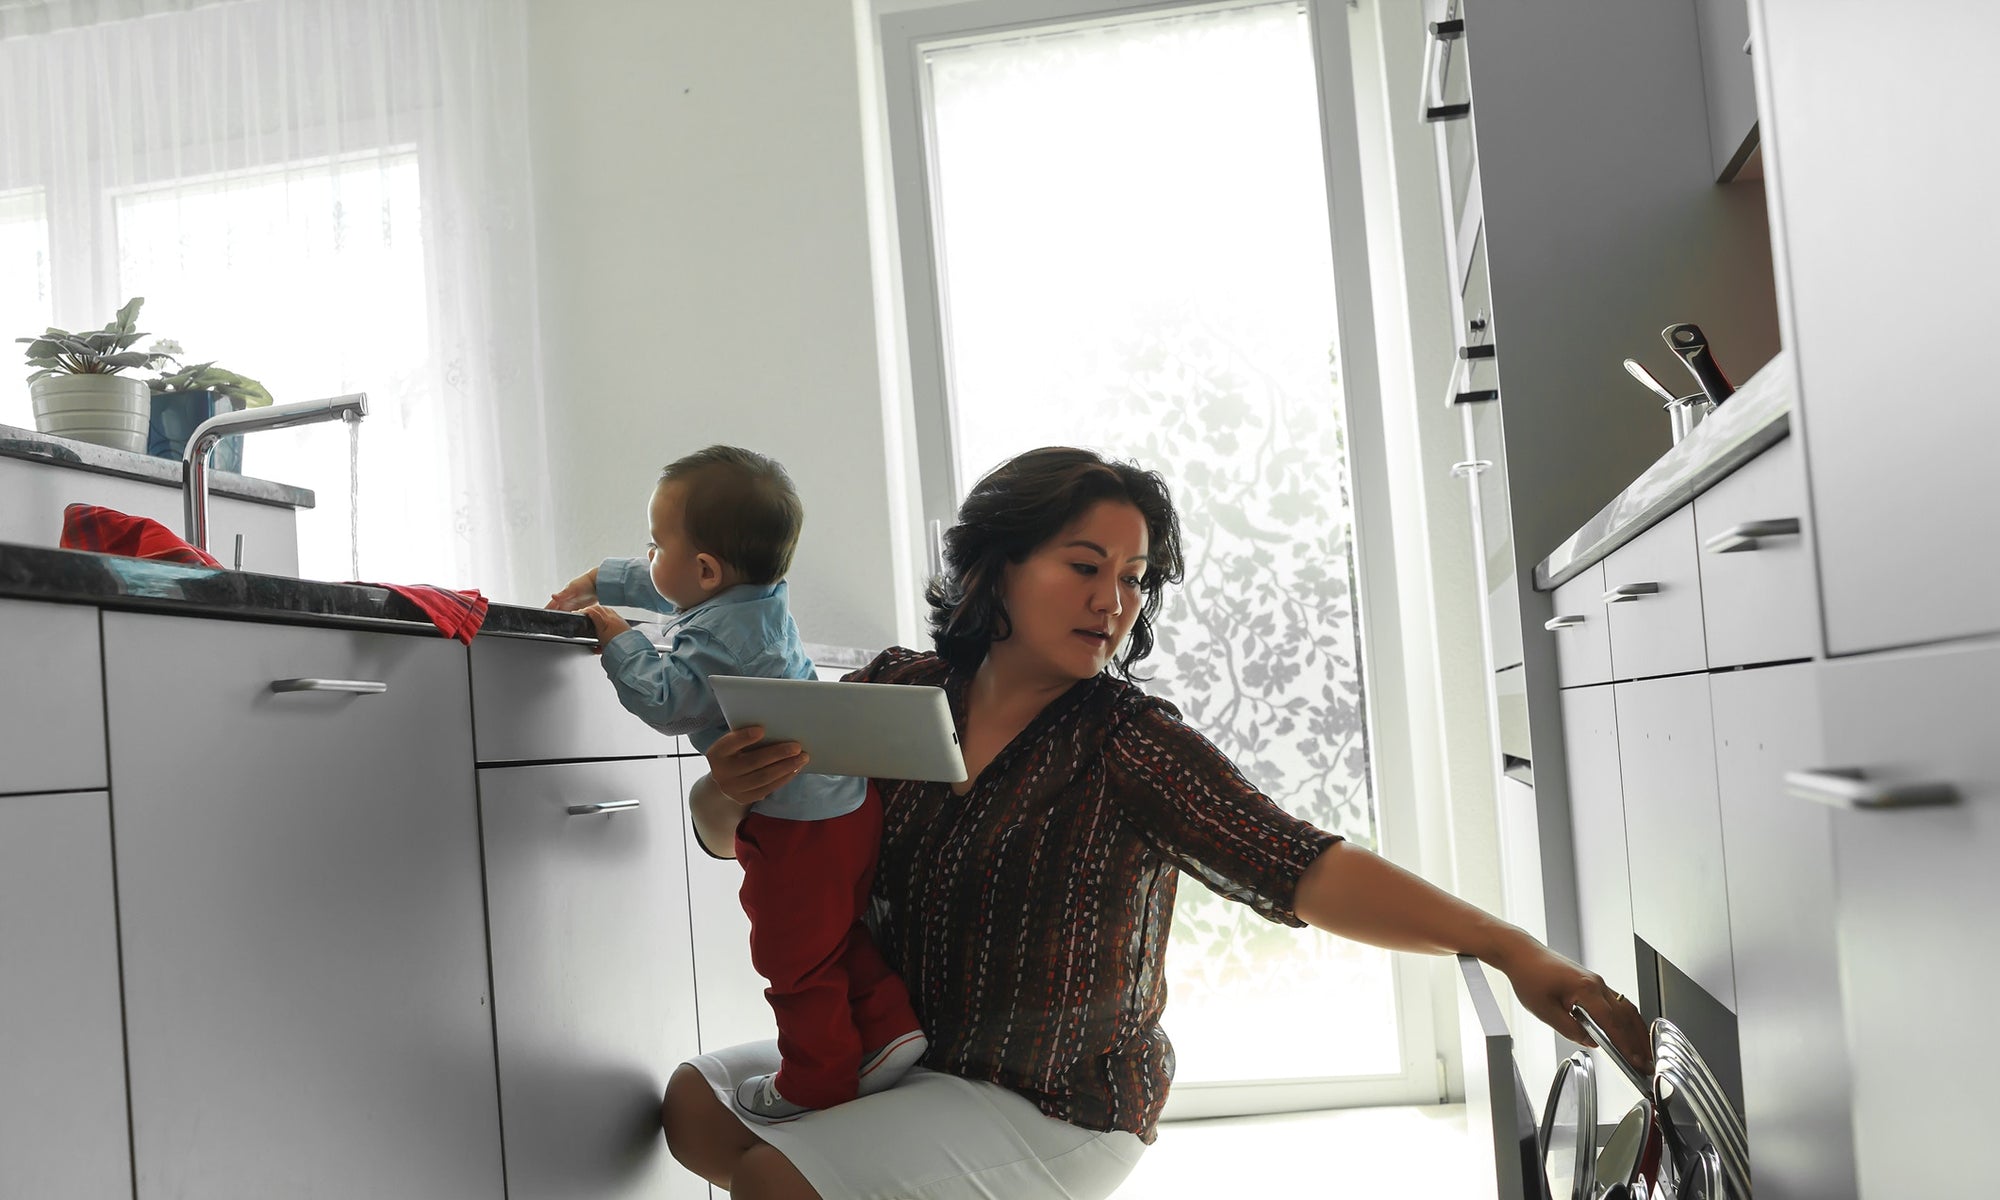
[1115,1105,1482,1198]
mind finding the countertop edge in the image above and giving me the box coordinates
[1,423,317,510]
[1534,355,1795,591]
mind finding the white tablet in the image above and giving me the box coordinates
[708,675,968,783]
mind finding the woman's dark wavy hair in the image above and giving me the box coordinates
[924,446,1184,680]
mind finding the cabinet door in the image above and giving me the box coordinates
[1694,0,1757,179]
[0,791,131,1200]
[1693,437,1817,669]
[1557,685,1641,1116]
[679,768,777,1055]
[480,758,705,1200]
[1812,638,2000,1198]
[1603,507,1706,681]
[102,613,504,1199]
[1709,663,1855,1200]
[1614,673,1734,1011]
[1755,0,2000,654]
[0,598,106,795]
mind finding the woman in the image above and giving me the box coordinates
[661,447,1648,1200]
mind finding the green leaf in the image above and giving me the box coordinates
[112,296,144,334]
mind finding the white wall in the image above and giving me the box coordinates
[526,0,919,651]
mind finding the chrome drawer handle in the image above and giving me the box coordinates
[1418,17,1471,122]
[566,799,641,816]
[1544,614,1587,630]
[1602,582,1660,603]
[270,678,387,694]
[1450,458,1492,478]
[1703,517,1802,555]
[1786,768,1960,810]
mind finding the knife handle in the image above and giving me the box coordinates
[1662,322,1735,406]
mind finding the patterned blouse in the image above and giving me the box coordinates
[846,647,1342,1143]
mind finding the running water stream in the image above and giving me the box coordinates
[347,413,361,581]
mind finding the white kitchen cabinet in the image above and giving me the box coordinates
[1547,563,1611,689]
[0,455,301,574]
[101,612,504,1199]
[471,633,688,763]
[480,757,705,1200]
[1752,0,2000,655]
[1693,0,1757,180]
[0,790,131,1200]
[1613,673,1734,1012]
[1692,434,1816,668]
[1810,638,2000,1199]
[1709,663,1854,1200]
[0,598,106,795]
[679,765,777,1056]
[1603,506,1707,682]
[1494,776,1554,1094]
[1556,685,1640,1117]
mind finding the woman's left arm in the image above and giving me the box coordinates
[1293,841,1652,1070]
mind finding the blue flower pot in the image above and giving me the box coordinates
[149,390,245,473]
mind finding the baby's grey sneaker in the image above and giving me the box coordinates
[733,1073,815,1125]
[858,1029,929,1097]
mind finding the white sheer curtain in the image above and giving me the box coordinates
[0,0,554,600]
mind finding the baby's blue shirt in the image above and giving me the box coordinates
[595,556,864,822]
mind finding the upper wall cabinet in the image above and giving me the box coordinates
[1754,0,2000,655]
[1695,0,1758,179]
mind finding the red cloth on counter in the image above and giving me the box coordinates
[353,583,489,645]
[60,502,223,568]
[59,501,489,644]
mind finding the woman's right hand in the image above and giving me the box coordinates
[705,725,808,806]
[547,567,599,611]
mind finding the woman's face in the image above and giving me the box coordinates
[996,498,1152,682]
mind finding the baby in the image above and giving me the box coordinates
[550,444,926,1124]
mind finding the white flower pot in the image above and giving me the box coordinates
[29,374,152,454]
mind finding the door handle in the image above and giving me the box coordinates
[1602,582,1660,603]
[1544,615,1587,630]
[1451,459,1492,478]
[1702,517,1801,554]
[270,678,387,694]
[566,799,642,816]
[1786,768,1960,810]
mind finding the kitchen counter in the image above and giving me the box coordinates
[1,422,316,509]
[0,541,589,641]
[0,541,896,664]
[1534,353,1794,591]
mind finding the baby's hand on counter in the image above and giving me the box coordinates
[579,604,632,653]
[548,568,599,611]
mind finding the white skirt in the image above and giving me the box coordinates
[690,1041,1146,1200]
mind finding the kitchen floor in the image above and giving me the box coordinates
[1118,1104,1481,1197]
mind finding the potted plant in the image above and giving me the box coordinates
[18,296,157,453]
[146,346,275,473]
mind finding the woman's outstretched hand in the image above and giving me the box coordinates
[1495,940,1652,1073]
[705,725,809,806]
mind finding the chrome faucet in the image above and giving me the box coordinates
[182,393,368,555]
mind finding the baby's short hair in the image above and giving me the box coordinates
[659,445,803,585]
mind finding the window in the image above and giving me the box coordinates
[115,152,434,581]
[0,187,53,430]
[885,0,1440,1117]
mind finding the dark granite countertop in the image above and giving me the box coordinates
[1,422,316,509]
[0,541,590,642]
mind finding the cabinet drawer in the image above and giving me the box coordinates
[1814,638,2000,1196]
[1463,399,1521,671]
[0,599,106,795]
[470,634,688,763]
[1614,673,1733,1010]
[1694,437,1817,668]
[1547,563,1612,688]
[1604,506,1706,680]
